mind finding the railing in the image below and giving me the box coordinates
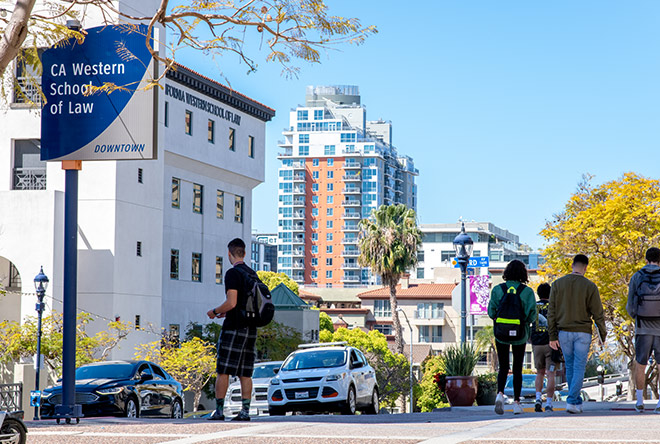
[342,238,358,244]
[293,187,305,194]
[343,250,359,256]
[293,174,305,181]
[342,188,361,194]
[13,167,46,190]
[342,201,361,207]
[0,383,22,411]
[341,276,360,282]
[343,213,360,219]
[342,225,359,231]
[343,175,361,181]
[292,249,304,256]
[342,263,360,269]
[343,162,361,169]
[414,310,445,320]
[293,199,305,206]
[14,77,42,105]
[292,162,305,169]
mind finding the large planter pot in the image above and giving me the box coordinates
[445,376,478,407]
[476,389,497,406]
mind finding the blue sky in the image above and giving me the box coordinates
[177,1,660,249]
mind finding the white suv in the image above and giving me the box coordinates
[267,342,379,415]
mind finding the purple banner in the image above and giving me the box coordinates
[469,275,491,315]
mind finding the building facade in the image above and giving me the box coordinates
[0,0,275,367]
[277,85,418,288]
[251,233,278,272]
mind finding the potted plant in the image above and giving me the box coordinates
[475,372,498,405]
[441,343,480,407]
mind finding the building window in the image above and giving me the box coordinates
[299,134,309,143]
[375,324,392,335]
[234,195,244,223]
[136,241,142,257]
[171,178,180,208]
[314,109,323,120]
[327,183,334,191]
[312,245,318,254]
[326,233,333,241]
[374,300,391,317]
[312,196,319,204]
[313,159,319,166]
[326,245,333,254]
[193,183,203,214]
[327,208,333,216]
[326,270,333,279]
[326,220,333,229]
[326,283,333,288]
[229,127,235,151]
[135,315,141,330]
[441,250,455,262]
[311,270,318,279]
[192,252,202,282]
[311,258,318,266]
[312,183,319,192]
[311,233,318,241]
[216,190,224,219]
[208,119,215,143]
[248,136,254,158]
[137,168,143,183]
[419,325,443,343]
[326,258,333,266]
[298,145,309,156]
[169,324,180,341]
[297,110,308,120]
[324,145,335,155]
[170,249,179,279]
[216,256,223,284]
[185,110,193,135]
[417,250,425,262]
[327,196,333,204]
[164,101,169,127]
[416,303,444,319]
[327,158,334,166]
[312,171,319,179]
[416,268,424,279]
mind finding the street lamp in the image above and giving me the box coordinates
[453,222,473,343]
[396,308,414,414]
[33,267,49,420]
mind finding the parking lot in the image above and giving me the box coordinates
[20,401,660,444]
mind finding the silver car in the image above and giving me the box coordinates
[224,361,283,417]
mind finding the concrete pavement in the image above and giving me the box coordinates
[22,401,660,444]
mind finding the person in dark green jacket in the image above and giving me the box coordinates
[487,260,537,415]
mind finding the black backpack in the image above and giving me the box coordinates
[236,267,275,327]
[530,300,550,346]
[494,283,527,342]
[637,274,660,318]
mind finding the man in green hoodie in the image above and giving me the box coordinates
[548,254,607,414]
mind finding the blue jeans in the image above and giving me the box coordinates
[558,331,591,406]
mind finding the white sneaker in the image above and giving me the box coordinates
[578,404,583,413]
[654,405,660,414]
[494,393,504,415]
[566,403,581,414]
[513,402,523,415]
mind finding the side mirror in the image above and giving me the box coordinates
[140,369,153,381]
[273,368,280,374]
[351,361,363,369]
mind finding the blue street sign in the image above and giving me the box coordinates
[452,256,489,268]
[41,25,156,161]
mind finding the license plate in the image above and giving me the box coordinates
[295,391,309,399]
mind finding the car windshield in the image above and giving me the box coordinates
[75,363,135,380]
[252,363,280,379]
[281,350,346,371]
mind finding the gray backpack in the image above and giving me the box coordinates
[637,277,660,318]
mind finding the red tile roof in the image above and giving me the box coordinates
[299,289,321,300]
[321,308,370,314]
[358,283,457,299]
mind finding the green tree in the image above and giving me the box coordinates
[257,271,299,295]
[318,311,334,333]
[358,204,422,354]
[0,1,376,101]
[0,312,131,375]
[321,327,409,407]
[416,355,448,412]
[475,325,498,373]
[135,336,215,412]
[540,173,660,397]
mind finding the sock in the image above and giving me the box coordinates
[536,391,542,401]
[215,397,225,413]
[545,398,553,407]
[241,397,251,414]
[636,389,644,404]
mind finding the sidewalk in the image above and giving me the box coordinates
[448,400,656,415]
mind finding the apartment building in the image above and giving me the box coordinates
[277,85,418,288]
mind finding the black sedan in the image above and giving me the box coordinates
[40,360,184,419]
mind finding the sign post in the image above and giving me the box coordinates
[41,24,156,423]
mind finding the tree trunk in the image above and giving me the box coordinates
[390,281,403,355]
[0,0,37,78]
[193,390,201,413]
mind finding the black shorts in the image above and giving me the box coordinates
[216,327,257,377]
[635,334,660,365]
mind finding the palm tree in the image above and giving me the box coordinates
[358,204,422,354]
[475,326,498,372]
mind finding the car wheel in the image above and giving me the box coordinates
[0,418,27,444]
[124,396,139,418]
[171,399,183,419]
[268,407,286,416]
[364,389,379,414]
[342,386,357,415]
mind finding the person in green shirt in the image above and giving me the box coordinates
[488,260,537,415]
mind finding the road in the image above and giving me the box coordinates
[22,401,660,444]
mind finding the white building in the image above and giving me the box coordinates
[0,0,275,370]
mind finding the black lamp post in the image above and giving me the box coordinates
[453,223,473,343]
[33,266,49,420]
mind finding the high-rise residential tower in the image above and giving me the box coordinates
[277,86,418,288]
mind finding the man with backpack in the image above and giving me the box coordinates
[206,238,270,421]
[626,247,660,413]
[530,283,557,412]
[488,260,537,415]
[548,254,606,414]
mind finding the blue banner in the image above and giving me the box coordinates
[41,25,156,161]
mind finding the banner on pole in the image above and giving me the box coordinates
[469,275,491,315]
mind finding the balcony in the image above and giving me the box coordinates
[13,167,46,190]
[292,262,304,270]
[342,262,360,269]
[293,174,305,182]
[341,275,360,283]
[292,249,305,256]
[342,238,358,245]
[293,211,305,219]
[292,198,305,206]
[342,187,361,194]
[343,161,361,169]
[414,310,445,321]
[293,187,305,195]
[292,236,305,244]
[342,200,361,207]
[292,161,305,169]
[343,174,361,182]
[342,225,359,231]
[343,249,359,256]
[292,224,305,232]
[343,213,361,219]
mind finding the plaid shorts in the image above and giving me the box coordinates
[216,327,257,377]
